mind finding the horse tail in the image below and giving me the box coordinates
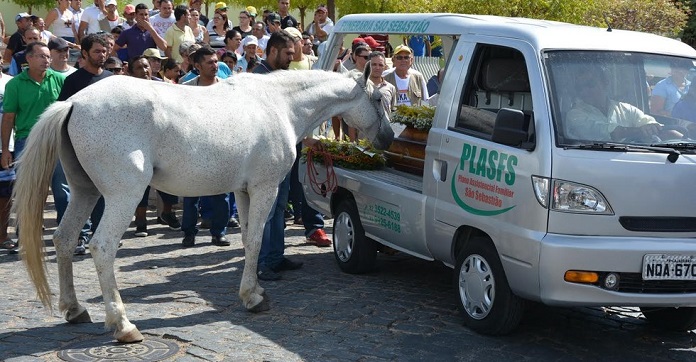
[13,101,73,310]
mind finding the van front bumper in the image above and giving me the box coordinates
[538,233,696,307]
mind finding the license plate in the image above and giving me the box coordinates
[642,254,696,280]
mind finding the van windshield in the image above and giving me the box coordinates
[545,51,696,147]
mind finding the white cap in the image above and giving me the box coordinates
[105,0,117,6]
[242,35,258,47]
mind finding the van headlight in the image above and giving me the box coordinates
[552,180,613,214]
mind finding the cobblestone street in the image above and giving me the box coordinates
[1,202,695,361]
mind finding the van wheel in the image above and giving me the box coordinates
[455,237,524,335]
[640,307,696,331]
[333,199,377,274]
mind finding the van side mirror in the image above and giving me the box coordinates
[491,108,534,150]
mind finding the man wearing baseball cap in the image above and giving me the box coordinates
[265,12,282,33]
[98,0,126,32]
[305,5,333,46]
[48,37,77,75]
[237,35,260,72]
[2,13,33,64]
[383,44,429,106]
[122,4,137,30]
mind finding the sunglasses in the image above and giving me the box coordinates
[394,55,410,61]
[356,55,368,60]
[106,67,122,71]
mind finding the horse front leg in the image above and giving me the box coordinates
[90,194,144,343]
[54,189,99,324]
[238,186,277,312]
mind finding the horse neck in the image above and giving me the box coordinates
[282,73,361,143]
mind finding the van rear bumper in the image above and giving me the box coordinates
[538,234,696,307]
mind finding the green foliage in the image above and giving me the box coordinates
[302,138,387,170]
[7,0,55,14]
[593,0,689,37]
[391,105,435,131]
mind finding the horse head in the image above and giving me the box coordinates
[344,71,394,150]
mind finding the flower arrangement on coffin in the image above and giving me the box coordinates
[390,105,436,131]
[302,138,387,170]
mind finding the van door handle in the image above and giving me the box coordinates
[433,159,447,182]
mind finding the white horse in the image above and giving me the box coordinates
[15,70,393,343]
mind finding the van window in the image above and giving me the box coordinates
[545,51,696,146]
[455,45,533,144]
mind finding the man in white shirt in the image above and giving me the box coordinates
[251,21,268,56]
[305,5,333,47]
[149,0,175,38]
[77,0,107,42]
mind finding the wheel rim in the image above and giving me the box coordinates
[458,254,495,320]
[334,211,355,262]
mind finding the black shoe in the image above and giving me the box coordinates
[134,224,148,237]
[182,234,195,247]
[284,210,294,220]
[271,258,303,272]
[293,217,303,225]
[74,237,87,255]
[227,217,240,228]
[257,265,282,281]
[199,219,211,229]
[158,212,181,230]
[211,235,230,246]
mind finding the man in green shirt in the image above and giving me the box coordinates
[1,41,67,236]
[1,42,65,146]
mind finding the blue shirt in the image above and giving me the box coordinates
[652,76,689,113]
[671,97,696,122]
[116,25,158,60]
[179,62,231,83]
[407,36,427,57]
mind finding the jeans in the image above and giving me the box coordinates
[289,143,325,237]
[259,174,290,269]
[201,192,237,220]
[182,194,228,237]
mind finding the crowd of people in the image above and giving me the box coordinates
[0,0,446,281]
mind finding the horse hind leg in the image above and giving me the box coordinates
[89,193,145,343]
[53,185,100,324]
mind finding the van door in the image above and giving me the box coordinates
[430,39,551,270]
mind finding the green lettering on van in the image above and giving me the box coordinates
[450,169,515,216]
[458,142,517,185]
[337,20,430,33]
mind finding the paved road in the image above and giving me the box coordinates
[1,204,695,361]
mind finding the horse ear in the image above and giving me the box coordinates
[363,63,371,83]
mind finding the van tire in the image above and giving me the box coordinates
[333,199,377,274]
[455,237,524,335]
[640,307,696,331]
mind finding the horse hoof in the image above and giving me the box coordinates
[261,291,270,303]
[116,328,144,344]
[247,294,271,313]
[67,309,92,324]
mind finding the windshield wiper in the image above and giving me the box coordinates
[649,141,696,150]
[564,142,680,163]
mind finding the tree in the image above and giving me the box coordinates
[594,0,688,37]
[7,0,55,14]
